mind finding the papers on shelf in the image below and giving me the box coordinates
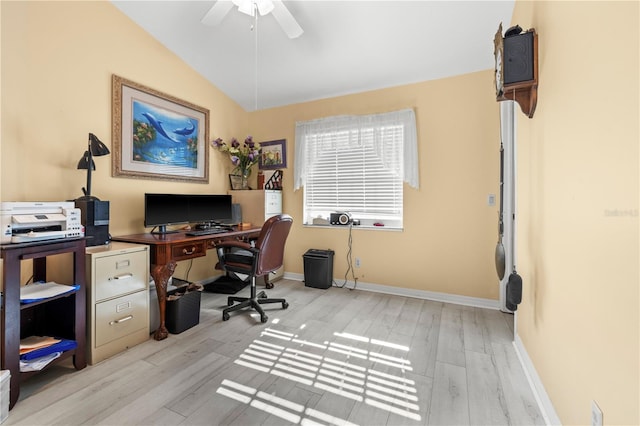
[20,339,77,361]
[20,352,62,372]
[20,281,80,304]
[20,336,61,354]
[19,336,76,372]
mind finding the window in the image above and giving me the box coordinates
[294,109,419,229]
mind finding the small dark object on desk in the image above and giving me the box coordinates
[373,222,384,226]
[186,228,229,236]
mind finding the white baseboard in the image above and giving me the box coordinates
[211,271,553,424]
[279,273,556,424]
[283,272,500,310]
[513,334,561,426]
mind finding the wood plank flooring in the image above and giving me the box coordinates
[6,279,544,425]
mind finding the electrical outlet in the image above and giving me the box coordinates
[355,257,361,268]
[591,400,603,426]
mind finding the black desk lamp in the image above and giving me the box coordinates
[76,133,110,201]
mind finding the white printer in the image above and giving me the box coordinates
[0,201,84,244]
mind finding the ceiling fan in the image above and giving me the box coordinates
[202,0,304,39]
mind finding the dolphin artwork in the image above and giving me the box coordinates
[173,120,196,136]
[142,112,180,143]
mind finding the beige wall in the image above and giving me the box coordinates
[249,73,501,300]
[1,1,248,282]
[7,1,638,424]
[1,1,502,300]
[512,1,639,425]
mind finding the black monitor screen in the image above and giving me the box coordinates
[144,193,232,233]
[188,194,233,223]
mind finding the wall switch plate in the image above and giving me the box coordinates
[355,257,361,268]
[591,400,603,426]
[487,194,496,206]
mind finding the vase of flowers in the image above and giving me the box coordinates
[211,136,261,189]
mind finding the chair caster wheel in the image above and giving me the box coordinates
[266,282,274,289]
[223,313,230,321]
[261,315,268,323]
[282,302,289,309]
[227,300,234,306]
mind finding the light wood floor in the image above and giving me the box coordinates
[6,279,544,425]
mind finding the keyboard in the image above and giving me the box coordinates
[185,228,230,237]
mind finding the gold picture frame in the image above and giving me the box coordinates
[112,74,209,182]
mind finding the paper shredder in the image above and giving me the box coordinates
[303,249,334,289]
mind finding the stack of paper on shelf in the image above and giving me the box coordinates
[20,336,60,354]
[20,282,80,304]
[19,336,77,372]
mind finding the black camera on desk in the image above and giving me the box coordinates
[75,199,110,246]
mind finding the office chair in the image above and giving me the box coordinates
[215,214,293,323]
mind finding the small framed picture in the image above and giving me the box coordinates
[259,139,287,170]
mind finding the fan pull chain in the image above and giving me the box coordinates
[253,3,259,111]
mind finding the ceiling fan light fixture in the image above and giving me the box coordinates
[232,0,253,16]
[255,0,274,16]
[232,0,274,17]
[203,0,302,39]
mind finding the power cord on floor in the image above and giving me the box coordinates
[184,259,193,283]
[334,224,358,290]
[172,259,193,286]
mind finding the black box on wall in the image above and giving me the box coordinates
[75,199,110,246]
[504,31,535,85]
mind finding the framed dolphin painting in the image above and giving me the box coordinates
[112,75,209,182]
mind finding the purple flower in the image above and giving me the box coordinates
[213,135,261,175]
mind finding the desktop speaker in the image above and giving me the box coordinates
[330,212,352,225]
[231,203,242,224]
[506,271,523,311]
[75,199,110,246]
[504,31,535,85]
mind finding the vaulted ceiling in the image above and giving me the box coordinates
[112,1,514,111]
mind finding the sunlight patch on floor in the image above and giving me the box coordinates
[216,322,423,424]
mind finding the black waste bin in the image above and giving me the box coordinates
[166,284,202,334]
[303,249,335,289]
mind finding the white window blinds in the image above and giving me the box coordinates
[294,109,419,227]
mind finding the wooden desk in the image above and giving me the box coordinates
[112,227,260,340]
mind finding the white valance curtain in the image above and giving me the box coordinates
[293,108,419,190]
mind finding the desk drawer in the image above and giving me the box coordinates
[171,241,207,261]
[94,250,148,302]
[95,290,148,347]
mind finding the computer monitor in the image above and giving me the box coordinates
[188,194,233,224]
[144,193,233,234]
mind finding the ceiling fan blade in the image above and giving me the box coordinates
[271,0,303,39]
[201,0,235,26]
